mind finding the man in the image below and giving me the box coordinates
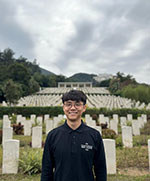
[41,90,107,181]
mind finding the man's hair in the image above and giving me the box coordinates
[62,90,87,104]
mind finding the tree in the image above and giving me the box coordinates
[109,72,137,95]
[3,79,22,105]
[28,78,40,94]
[8,63,31,84]
[0,48,15,64]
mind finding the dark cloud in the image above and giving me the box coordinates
[0,0,35,59]
[0,0,150,83]
[126,0,150,26]
[55,19,96,70]
[55,0,150,76]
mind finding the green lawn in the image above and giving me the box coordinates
[0,174,150,181]
[0,123,150,180]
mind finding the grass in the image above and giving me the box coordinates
[0,144,150,180]
[0,119,150,180]
[0,174,150,181]
[13,134,47,147]
[116,146,149,169]
[0,174,41,181]
[107,174,150,181]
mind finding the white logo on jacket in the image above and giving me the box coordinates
[81,143,93,151]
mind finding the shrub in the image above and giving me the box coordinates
[116,136,123,147]
[13,123,24,135]
[10,113,17,124]
[100,123,108,129]
[102,129,117,139]
[0,106,150,120]
[91,114,98,122]
[19,148,43,175]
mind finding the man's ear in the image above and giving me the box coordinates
[83,104,87,112]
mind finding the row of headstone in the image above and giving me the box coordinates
[15,87,150,109]
[1,113,61,174]
[17,94,63,107]
[2,126,42,174]
[98,114,147,135]
[2,113,150,175]
[85,114,148,148]
[2,114,65,149]
[2,138,150,175]
[85,114,102,135]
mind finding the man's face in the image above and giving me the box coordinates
[63,100,86,122]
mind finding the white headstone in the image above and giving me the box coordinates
[30,114,36,124]
[2,127,13,145]
[3,115,9,121]
[127,114,133,121]
[148,140,150,171]
[103,139,116,174]
[16,115,22,124]
[85,114,91,120]
[58,114,63,120]
[113,114,119,124]
[104,117,110,128]
[122,126,133,148]
[53,117,61,128]
[3,119,11,128]
[32,126,42,148]
[141,114,147,124]
[138,117,144,128]
[44,114,50,123]
[2,139,20,174]
[36,116,43,125]
[21,117,26,126]
[132,120,140,136]
[85,117,92,126]
[99,114,105,124]
[110,119,118,134]
[24,120,32,136]
[95,126,102,135]
[46,120,53,134]
[88,120,96,128]
[120,117,127,127]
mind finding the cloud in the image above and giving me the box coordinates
[0,0,150,84]
[0,0,35,58]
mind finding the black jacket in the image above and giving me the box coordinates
[41,121,107,181]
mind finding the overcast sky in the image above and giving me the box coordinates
[0,0,150,84]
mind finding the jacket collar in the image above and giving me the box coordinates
[63,120,85,133]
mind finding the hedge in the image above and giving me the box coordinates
[0,106,64,118]
[0,106,150,119]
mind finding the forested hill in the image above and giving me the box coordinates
[40,67,55,76]
[1,48,150,105]
[66,73,96,82]
[0,48,64,104]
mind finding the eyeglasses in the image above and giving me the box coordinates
[63,102,84,108]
